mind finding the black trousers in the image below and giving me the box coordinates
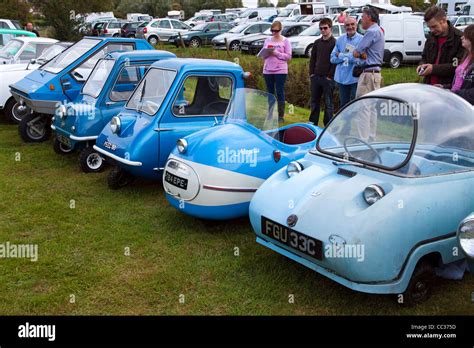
[309,76,335,126]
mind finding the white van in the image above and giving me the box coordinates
[437,0,469,15]
[233,8,279,25]
[299,1,327,17]
[274,4,301,22]
[459,0,474,14]
[380,13,427,68]
[127,13,152,22]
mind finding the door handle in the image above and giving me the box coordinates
[62,81,72,90]
[418,41,422,46]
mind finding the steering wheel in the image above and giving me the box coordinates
[343,136,382,164]
[202,101,228,115]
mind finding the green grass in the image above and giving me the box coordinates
[0,116,472,315]
[0,47,471,315]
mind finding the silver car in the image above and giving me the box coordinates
[211,22,271,51]
[136,18,191,45]
[289,23,345,57]
[100,21,126,37]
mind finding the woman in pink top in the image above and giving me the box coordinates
[451,26,473,92]
[262,21,292,121]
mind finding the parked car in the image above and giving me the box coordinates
[380,13,427,69]
[449,15,474,31]
[240,22,310,55]
[10,37,152,143]
[233,7,279,25]
[212,22,272,51]
[91,21,107,36]
[169,22,233,48]
[163,88,322,220]
[274,3,302,22]
[0,28,36,48]
[121,21,145,38]
[51,50,176,173]
[0,41,72,124]
[0,37,58,64]
[262,14,279,23]
[184,14,210,28]
[249,83,474,306]
[100,20,127,37]
[136,18,191,45]
[289,23,345,57]
[0,19,22,30]
[92,58,246,189]
[299,14,323,23]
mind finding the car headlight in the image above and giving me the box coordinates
[254,40,264,46]
[177,138,188,153]
[110,116,121,134]
[458,217,474,259]
[363,184,385,205]
[286,161,304,178]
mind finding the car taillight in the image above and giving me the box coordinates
[143,27,147,33]
[104,29,108,34]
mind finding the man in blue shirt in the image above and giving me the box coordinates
[330,16,363,109]
[352,7,384,141]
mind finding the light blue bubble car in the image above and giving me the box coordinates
[249,84,474,306]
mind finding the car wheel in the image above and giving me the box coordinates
[148,36,159,46]
[78,147,106,173]
[108,165,135,190]
[113,33,120,37]
[400,260,435,307]
[389,53,402,69]
[305,44,313,58]
[189,37,201,48]
[53,138,74,155]
[5,98,30,124]
[127,34,135,38]
[19,112,51,143]
[229,40,240,51]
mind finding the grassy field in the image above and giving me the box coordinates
[0,47,472,315]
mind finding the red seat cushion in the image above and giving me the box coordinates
[282,126,316,145]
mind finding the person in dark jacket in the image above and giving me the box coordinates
[417,6,464,86]
[309,17,336,126]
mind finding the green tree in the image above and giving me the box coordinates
[277,0,293,7]
[0,0,32,26]
[258,0,274,7]
[31,0,116,40]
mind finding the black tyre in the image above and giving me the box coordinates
[113,33,120,37]
[389,53,402,69]
[229,40,240,51]
[127,34,135,38]
[53,138,74,155]
[19,113,51,143]
[400,260,435,307]
[79,147,105,173]
[4,98,30,124]
[108,166,135,190]
[189,37,201,48]
[305,44,313,58]
[148,36,159,46]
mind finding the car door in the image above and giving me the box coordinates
[157,20,172,40]
[404,19,425,57]
[61,42,135,102]
[204,22,220,42]
[170,20,188,37]
[157,73,234,168]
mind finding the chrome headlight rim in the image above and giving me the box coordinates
[58,104,67,119]
[458,216,474,259]
[286,161,304,178]
[110,116,121,134]
[177,138,188,154]
[363,184,385,205]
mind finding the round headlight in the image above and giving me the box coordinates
[458,217,474,259]
[286,161,304,178]
[177,138,188,154]
[110,116,121,134]
[363,184,385,205]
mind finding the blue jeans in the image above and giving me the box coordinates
[338,83,358,109]
[263,74,287,103]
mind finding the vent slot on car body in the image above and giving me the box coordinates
[337,168,357,177]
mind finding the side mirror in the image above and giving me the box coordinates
[30,58,37,64]
[205,28,210,33]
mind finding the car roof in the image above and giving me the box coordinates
[82,36,144,43]
[149,58,242,72]
[106,50,176,61]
